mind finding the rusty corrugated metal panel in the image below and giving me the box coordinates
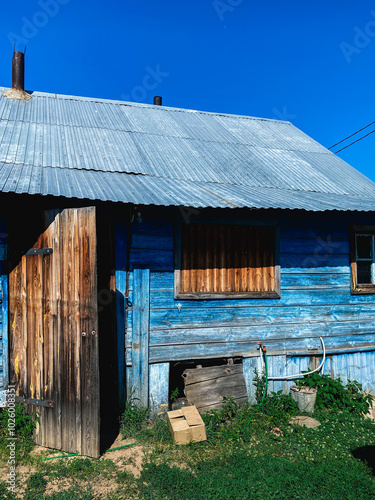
[1,87,375,210]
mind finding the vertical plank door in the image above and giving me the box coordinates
[9,207,100,457]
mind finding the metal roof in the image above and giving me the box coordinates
[1,87,375,211]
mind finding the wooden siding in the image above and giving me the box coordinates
[0,219,8,390]
[112,211,375,405]
[120,215,374,357]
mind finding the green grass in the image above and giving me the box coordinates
[139,453,375,500]
[135,401,375,500]
[38,457,116,480]
[0,394,374,498]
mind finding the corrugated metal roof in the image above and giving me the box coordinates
[1,87,375,211]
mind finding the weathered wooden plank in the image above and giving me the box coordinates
[347,351,361,385]
[60,209,75,453]
[149,362,169,416]
[281,267,350,274]
[243,357,260,403]
[150,287,375,309]
[331,354,348,385]
[149,270,351,291]
[51,210,62,451]
[41,215,59,450]
[78,207,99,458]
[182,364,244,385]
[267,355,286,394]
[72,210,82,455]
[285,356,301,392]
[149,303,375,332]
[131,269,150,407]
[149,320,375,347]
[281,273,350,289]
[281,253,349,268]
[183,364,247,411]
[143,333,375,364]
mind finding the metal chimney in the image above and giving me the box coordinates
[12,51,25,91]
[153,96,162,106]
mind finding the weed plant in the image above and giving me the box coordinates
[297,372,372,414]
[0,404,36,463]
[253,367,267,404]
[120,398,150,438]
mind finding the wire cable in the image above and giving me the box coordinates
[333,129,375,154]
[329,119,375,150]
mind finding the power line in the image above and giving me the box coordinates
[329,119,375,150]
[333,128,375,154]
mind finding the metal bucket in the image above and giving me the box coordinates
[290,386,317,413]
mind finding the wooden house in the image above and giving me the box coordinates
[1,69,375,456]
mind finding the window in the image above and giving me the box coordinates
[175,222,280,299]
[351,226,375,294]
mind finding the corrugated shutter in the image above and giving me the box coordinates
[180,223,276,294]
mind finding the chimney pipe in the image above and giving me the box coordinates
[153,96,162,106]
[12,51,25,91]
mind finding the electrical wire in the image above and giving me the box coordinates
[329,119,375,150]
[333,129,375,154]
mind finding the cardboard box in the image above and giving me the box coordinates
[167,406,207,444]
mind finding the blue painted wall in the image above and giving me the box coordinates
[0,217,8,391]
[116,210,375,406]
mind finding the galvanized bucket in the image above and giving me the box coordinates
[290,386,317,413]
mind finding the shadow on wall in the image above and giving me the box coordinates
[352,445,375,475]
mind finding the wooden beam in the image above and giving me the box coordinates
[132,269,150,407]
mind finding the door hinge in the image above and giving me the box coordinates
[15,396,55,408]
[26,248,53,256]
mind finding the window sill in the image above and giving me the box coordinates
[175,291,281,300]
[351,286,375,295]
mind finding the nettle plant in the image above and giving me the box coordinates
[297,372,372,415]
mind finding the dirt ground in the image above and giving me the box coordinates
[0,434,145,499]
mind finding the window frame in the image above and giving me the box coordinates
[174,219,280,300]
[351,225,375,294]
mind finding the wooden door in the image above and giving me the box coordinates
[9,207,100,457]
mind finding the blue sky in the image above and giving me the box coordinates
[1,1,375,182]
